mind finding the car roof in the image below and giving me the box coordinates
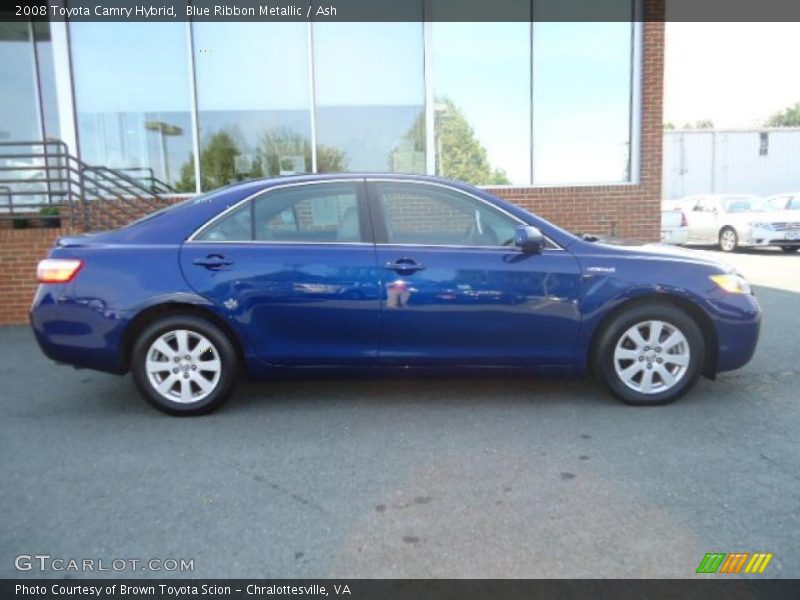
[208,172,483,194]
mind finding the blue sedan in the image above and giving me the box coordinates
[31,174,761,415]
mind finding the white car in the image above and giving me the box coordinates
[681,194,800,253]
[660,208,688,245]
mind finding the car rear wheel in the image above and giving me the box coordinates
[593,303,705,406]
[780,245,799,253]
[131,314,239,415]
[719,227,738,252]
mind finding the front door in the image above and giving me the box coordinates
[367,181,583,366]
[180,180,382,365]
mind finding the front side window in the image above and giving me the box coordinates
[722,196,769,213]
[373,183,518,247]
[196,183,363,243]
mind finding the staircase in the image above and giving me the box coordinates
[0,140,181,231]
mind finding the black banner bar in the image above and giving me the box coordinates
[5,0,800,22]
[4,579,800,600]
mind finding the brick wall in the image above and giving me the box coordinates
[489,19,664,241]
[0,227,74,325]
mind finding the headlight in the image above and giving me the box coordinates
[749,222,775,230]
[710,273,751,294]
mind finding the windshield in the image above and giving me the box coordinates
[721,196,770,213]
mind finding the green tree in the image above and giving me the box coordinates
[663,122,676,130]
[175,125,351,193]
[436,99,509,185]
[393,98,510,185]
[175,157,197,193]
[765,102,800,127]
[177,130,242,191]
[316,144,348,173]
[254,127,347,176]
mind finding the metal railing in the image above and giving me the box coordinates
[117,167,177,195]
[0,140,177,231]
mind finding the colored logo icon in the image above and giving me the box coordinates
[696,552,773,574]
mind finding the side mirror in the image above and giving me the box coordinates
[514,225,545,254]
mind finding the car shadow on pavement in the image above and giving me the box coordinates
[229,375,610,415]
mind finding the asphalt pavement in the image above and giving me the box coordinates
[1,246,798,578]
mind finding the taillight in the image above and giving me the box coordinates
[37,258,83,283]
[680,211,688,227]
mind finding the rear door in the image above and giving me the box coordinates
[687,196,719,242]
[180,180,381,365]
[367,180,582,367]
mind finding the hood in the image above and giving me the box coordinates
[762,210,800,223]
[724,209,800,225]
[576,236,736,273]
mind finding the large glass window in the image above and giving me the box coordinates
[432,16,531,185]
[532,2,634,184]
[312,22,426,174]
[192,23,312,192]
[33,22,60,143]
[70,23,194,189]
[0,23,40,143]
[63,12,638,193]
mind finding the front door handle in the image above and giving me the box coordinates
[193,255,233,269]
[384,259,425,273]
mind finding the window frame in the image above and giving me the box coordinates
[187,179,373,245]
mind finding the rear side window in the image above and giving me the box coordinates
[695,197,716,213]
[195,182,365,243]
[195,204,252,242]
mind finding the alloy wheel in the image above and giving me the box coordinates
[613,320,690,395]
[145,329,222,404]
[720,229,737,252]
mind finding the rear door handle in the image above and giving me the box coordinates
[384,259,425,273]
[193,255,233,269]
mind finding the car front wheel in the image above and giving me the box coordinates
[593,302,705,406]
[780,245,799,253]
[131,314,239,415]
[719,227,738,252]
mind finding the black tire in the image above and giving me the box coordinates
[719,227,738,252]
[131,314,239,416]
[780,245,799,253]
[592,302,705,406]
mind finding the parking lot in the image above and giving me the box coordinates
[1,247,798,579]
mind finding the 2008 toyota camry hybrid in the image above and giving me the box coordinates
[30,175,761,415]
